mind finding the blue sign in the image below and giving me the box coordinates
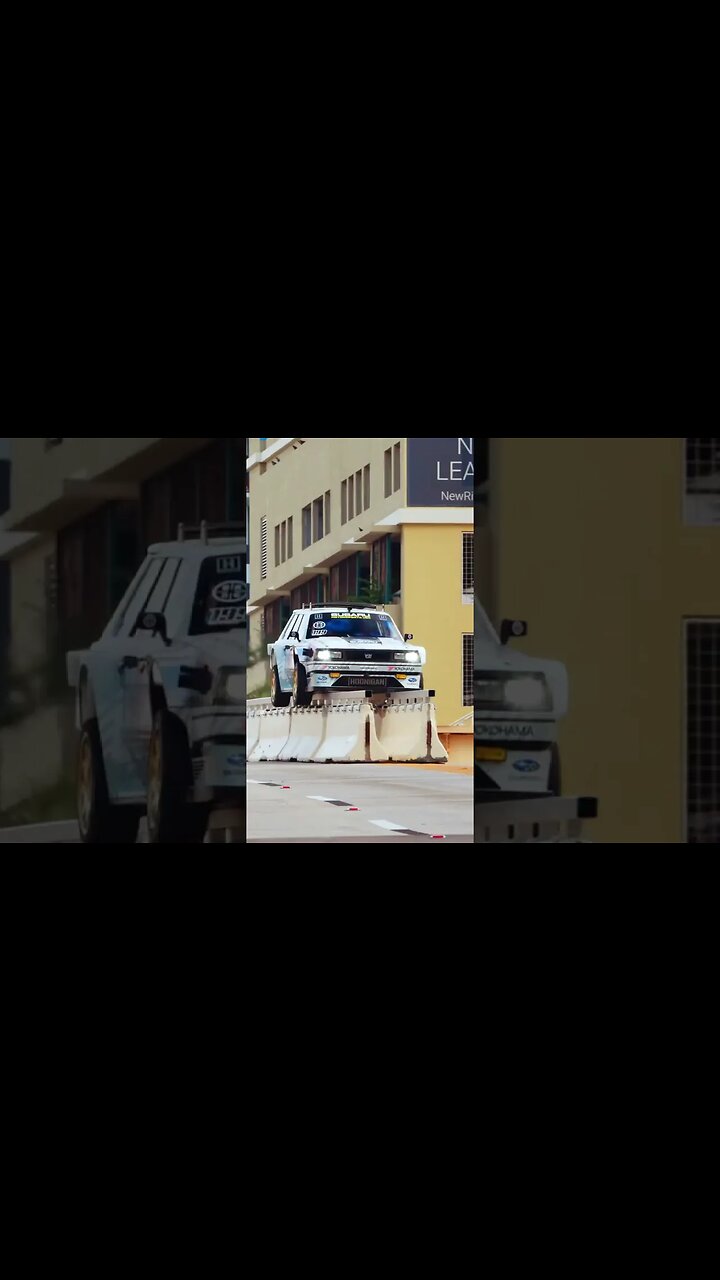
[407,438,474,507]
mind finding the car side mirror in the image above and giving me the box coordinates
[136,610,171,646]
[404,633,414,641]
[500,619,528,645]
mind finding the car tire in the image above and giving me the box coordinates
[270,664,291,708]
[77,719,141,845]
[146,710,210,844]
[291,661,311,708]
[548,744,562,796]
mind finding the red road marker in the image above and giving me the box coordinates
[431,835,445,840]
[282,786,291,790]
[348,807,359,812]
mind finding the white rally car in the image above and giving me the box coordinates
[268,604,425,706]
[475,598,568,797]
[67,524,246,845]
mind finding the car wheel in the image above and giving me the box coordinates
[291,661,311,708]
[146,710,210,844]
[77,719,141,845]
[548,744,562,796]
[270,664,291,708]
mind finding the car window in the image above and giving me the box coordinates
[307,612,402,640]
[281,612,298,642]
[163,560,194,640]
[147,558,181,615]
[189,552,248,634]
[114,557,166,637]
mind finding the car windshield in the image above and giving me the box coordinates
[190,553,248,635]
[307,611,402,640]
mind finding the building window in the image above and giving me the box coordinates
[341,480,347,525]
[393,442,401,493]
[313,496,324,542]
[274,524,280,568]
[384,448,392,498]
[685,437,720,526]
[462,532,474,596]
[686,619,720,843]
[363,465,370,511]
[287,516,293,560]
[324,491,331,536]
[302,504,312,550]
[463,634,474,706]
[348,475,355,520]
[281,521,286,563]
[260,517,268,580]
[355,471,362,514]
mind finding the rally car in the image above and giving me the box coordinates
[268,604,425,706]
[475,597,568,797]
[67,524,246,845]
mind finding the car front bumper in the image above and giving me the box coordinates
[307,664,422,692]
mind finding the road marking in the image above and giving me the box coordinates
[370,819,445,839]
[307,795,354,808]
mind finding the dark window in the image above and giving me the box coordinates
[302,505,312,550]
[307,611,401,639]
[390,540,401,597]
[281,521,287,563]
[287,516,293,560]
[325,491,331,536]
[363,465,370,511]
[463,634,474,706]
[348,475,354,520]
[341,480,347,525]
[313,496,324,542]
[393,442,401,492]
[384,448,392,497]
[686,619,720,843]
[275,525,280,567]
[190,553,247,635]
[463,532,474,594]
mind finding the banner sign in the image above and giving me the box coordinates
[407,437,474,507]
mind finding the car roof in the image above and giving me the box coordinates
[301,605,388,613]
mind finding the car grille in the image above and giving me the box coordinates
[332,675,406,689]
[341,652,401,663]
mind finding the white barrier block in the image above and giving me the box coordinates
[374,701,447,763]
[315,702,376,763]
[246,708,261,760]
[251,708,291,761]
[279,706,327,761]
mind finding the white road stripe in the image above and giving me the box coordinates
[370,820,407,831]
[307,796,344,804]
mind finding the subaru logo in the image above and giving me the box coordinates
[365,653,372,658]
[513,759,540,774]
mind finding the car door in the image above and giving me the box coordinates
[120,557,187,782]
[88,557,168,801]
[281,612,300,688]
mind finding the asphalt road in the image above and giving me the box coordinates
[248,761,473,842]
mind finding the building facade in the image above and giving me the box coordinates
[247,437,474,737]
[481,437,720,844]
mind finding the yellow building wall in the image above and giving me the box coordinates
[491,437,720,844]
[402,524,473,729]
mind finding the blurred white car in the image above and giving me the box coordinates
[475,598,568,796]
[67,524,246,844]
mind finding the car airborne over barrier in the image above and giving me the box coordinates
[67,523,246,845]
[267,604,425,707]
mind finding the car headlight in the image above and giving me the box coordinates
[475,672,551,712]
[396,650,420,664]
[214,667,245,705]
[315,649,343,662]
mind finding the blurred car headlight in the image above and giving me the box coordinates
[397,650,420,664]
[475,672,551,712]
[215,667,245,705]
[315,649,343,662]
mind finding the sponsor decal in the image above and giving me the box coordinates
[478,723,536,739]
[206,606,245,626]
[212,580,247,604]
[331,612,371,619]
[216,556,244,572]
[513,759,541,774]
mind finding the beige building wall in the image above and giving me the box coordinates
[9,536,55,672]
[249,437,406,601]
[490,437,719,844]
